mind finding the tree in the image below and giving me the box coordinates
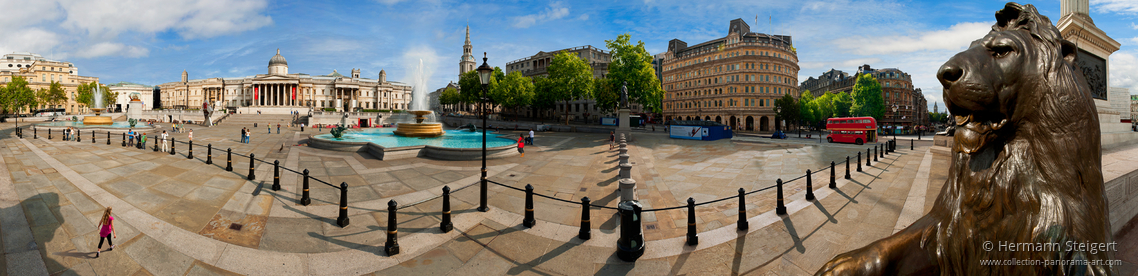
[530,76,558,120]
[102,86,118,110]
[439,87,460,112]
[850,74,885,120]
[496,71,535,120]
[605,33,665,113]
[774,93,798,131]
[5,76,37,116]
[592,77,619,114]
[832,91,853,118]
[76,82,95,108]
[485,67,508,113]
[798,90,816,128]
[45,81,66,109]
[547,50,594,125]
[458,70,482,105]
[813,92,836,126]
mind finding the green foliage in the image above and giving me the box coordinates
[322,108,337,112]
[929,112,949,124]
[495,71,535,120]
[3,76,36,115]
[46,81,66,108]
[76,82,94,108]
[798,90,815,126]
[458,70,482,104]
[439,87,460,105]
[850,74,885,120]
[812,92,836,125]
[832,91,853,118]
[530,76,558,117]
[604,33,665,113]
[592,78,619,114]
[103,87,118,107]
[774,93,798,129]
[547,50,594,124]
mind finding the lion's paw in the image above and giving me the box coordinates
[815,248,885,276]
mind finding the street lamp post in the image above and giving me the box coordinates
[476,52,493,212]
[773,105,781,133]
[892,105,898,140]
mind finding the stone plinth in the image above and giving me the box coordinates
[619,178,637,202]
[128,101,143,120]
[616,108,632,142]
[619,162,632,179]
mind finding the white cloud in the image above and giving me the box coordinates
[375,0,407,4]
[1091,0,1138,14]
[578,14,590,21]
[833,22,992,55]
[1109,51,1138,94]
[1131,23,1138,30]
[513,2,570,28]
[76,42,149,58]
[57,0,273,40]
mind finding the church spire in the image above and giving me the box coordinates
[465,25,471,45]
[460,25,475,76]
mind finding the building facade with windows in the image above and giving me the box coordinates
[0,52,99,115]
[505,45,634,121]
[107,82,155,112]
[799,64,929,128]
[157,49,412,112]
[661,18,799,131]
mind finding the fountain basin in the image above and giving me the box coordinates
[394,110,444,137]
[308,128,518,160]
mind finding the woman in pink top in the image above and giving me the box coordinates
[95,207,116,258]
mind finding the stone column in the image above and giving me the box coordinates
[618,135,636,202]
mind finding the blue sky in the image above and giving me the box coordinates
[3,0,1136,112]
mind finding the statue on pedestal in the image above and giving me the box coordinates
[817,3,1115,275]
[620,81,629,109]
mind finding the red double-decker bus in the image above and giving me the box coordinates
[826,117,878,145]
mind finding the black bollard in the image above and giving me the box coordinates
[187,142,193,159]
[686,197,698,246]
[76,130,80,142]
[523,184,536,228]
[845,156,851,179]
[170,138,176,155]
[616,200,645,262]
[858,152,864,171]
[337,182,350,227]
[806,169,815,201]
[383,200,399,256]
[272,160,281,191]
[911,139,914,150]
[93,131,96,144]
[206,144,212,164]
[225,148,232,171]
[737,188,748,230]
[300,169,311,205]
[121,132,125,147]
[578,197,591,240]
[107,131,110,145]
[830,161,837,189]
[776,179,787,215]
[440,186,452,232]
[48,128,52,140]
[33,127,37,139]
[247,153,255,180]
[874,146,879,162]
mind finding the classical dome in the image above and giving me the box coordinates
[269,49,287,67]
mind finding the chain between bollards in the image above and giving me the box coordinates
[806,169,815,201]
[225,148,232,171]
[272,160,281,191]
[578,197,591,240]
[523,184,536,228]
[686,197,698,246]
[337,182,350,227]
[440,186,452,232]
[737,188,748,230]
[205,144,212,164]
[776,179,787,215]
[247,153,256,180]
[384,200,399,256]
[300,169,311,205]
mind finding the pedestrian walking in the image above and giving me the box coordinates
[277,124,281,134]
[127,129,135,147]
[94,207,116,258]
[161,131,169,152]
[517,134,525,158]
[140,133,147,149]
[528,129,535,145]
[268,124,271,134]
[609,131,615,150]
[247,130,252,144]
[241,127,247,143]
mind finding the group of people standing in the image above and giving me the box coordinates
[63,127,80,141]
[125,129,148,149]
[240,127,252,143]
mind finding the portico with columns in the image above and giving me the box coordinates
[158,49,413,113]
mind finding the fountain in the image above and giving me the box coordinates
[394,110,444,137]
[84,85,112,125]
[393,59,444,137]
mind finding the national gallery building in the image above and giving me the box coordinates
[157,49,412,112]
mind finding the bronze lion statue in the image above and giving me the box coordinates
[817,3,1116,275]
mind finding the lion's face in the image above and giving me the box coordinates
[937,28,1045,154]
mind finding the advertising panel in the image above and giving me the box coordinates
[669,126,704,140]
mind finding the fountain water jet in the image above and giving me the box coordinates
[84,84,113,125]
[393,59,444,137]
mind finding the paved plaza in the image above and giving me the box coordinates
[0,115,1135,275]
